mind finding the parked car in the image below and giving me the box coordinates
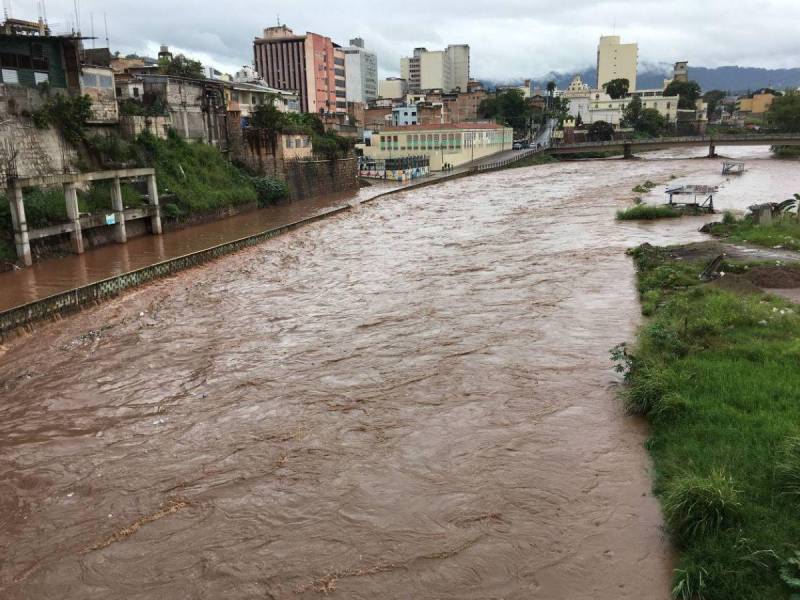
[513,142,523,150]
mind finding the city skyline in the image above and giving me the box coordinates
[30,0,800,81]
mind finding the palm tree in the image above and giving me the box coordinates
[546,81,556,112]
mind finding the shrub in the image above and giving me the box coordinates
[722,210,737,225]
[136,131,257,213]
[663,471,741,542]
[162,203,183,218]
[252,177,289,206]
[623,361,669,415]
[31,93,93,144]
[672,565,709,600]
[617,204,682,220]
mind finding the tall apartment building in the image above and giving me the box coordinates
[596,35,638,92]
[343,37,378,103]
[400,45,470,92]
[253,25,347,114]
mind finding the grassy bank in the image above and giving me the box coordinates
[617,204,682,220]
[621,243,800,599]
[709,214,800,251]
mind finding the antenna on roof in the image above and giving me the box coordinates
[276,14,280,26]
[90,13,94,48]
[3,0,11,20]
[104,12,109,47]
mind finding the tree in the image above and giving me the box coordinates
[622,96,642,128]
[664,80,702,109]
[766,91,800,133]
[587,121,614,141]
[480,89,532,133]
[546,81,556,96]
[159,54,204,79]
[603,78,629,100]
[703,90,727,119]
[636,109,667,137]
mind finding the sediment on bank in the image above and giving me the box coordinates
[619,242,800,599]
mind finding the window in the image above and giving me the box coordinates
[98,75,113,89]
[1,69,19,85]
[133,87,140,98]
[31,44,48,71]
[33,72,48,85]
[81,73,99,88]
[286,138,294,149]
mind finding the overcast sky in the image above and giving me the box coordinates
[27,0,800,80]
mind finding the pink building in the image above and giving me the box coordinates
[253,25,347,115]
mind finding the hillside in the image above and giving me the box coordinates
[493,65,800,94]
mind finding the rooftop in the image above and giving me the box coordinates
[380,122,505,132]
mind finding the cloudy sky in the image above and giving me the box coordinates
[26,0,800,80]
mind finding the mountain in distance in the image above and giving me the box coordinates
[486,65,800,94]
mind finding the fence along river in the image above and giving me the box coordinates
[1,148,799,598]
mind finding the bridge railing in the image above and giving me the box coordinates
[552,132,800,150]
[469,146,544,173]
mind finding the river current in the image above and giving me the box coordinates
[1,148,798,598]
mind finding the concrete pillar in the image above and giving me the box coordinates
[8,181,31,266]
[63,182,84,254]
[147,174,162,235]
[623,143,634,159]
[110,177,127,243]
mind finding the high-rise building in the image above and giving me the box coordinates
[596,35,638,92]
[446,44,470,92]
[344,37,378,104]
[253,25,347,114]
[400,45,470,92]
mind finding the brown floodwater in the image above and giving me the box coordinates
[0,148,798,599]
[0,183,404,312]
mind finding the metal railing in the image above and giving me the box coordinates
[469,146,543,173]
[551,132,800,150]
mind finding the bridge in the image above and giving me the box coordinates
[548,133,800,158]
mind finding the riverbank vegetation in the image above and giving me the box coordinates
[617,204,682,220]
[620,242,800,599]
[708,204,800,251]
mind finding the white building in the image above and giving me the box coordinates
[596,35,638,92]
[563,75,592,122]
[344,37,378,104]
[400,45,470,92]
[587,90,679,126]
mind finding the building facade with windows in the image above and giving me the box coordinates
[253,25,347,114]
[587,90,679,125]
[400,45,470,92]
[344,38,377,104]
[361,122,513,171]
[596,35,638,92]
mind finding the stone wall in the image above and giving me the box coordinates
[232,127,358,199]
[0,117,76,180]
[284,158,358,200]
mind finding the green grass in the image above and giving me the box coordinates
[709,216,800,251]
[620,243,800,599]
[617,204,682,221]
[138,131,257,213]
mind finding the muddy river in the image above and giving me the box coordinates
[1,148,798,599]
